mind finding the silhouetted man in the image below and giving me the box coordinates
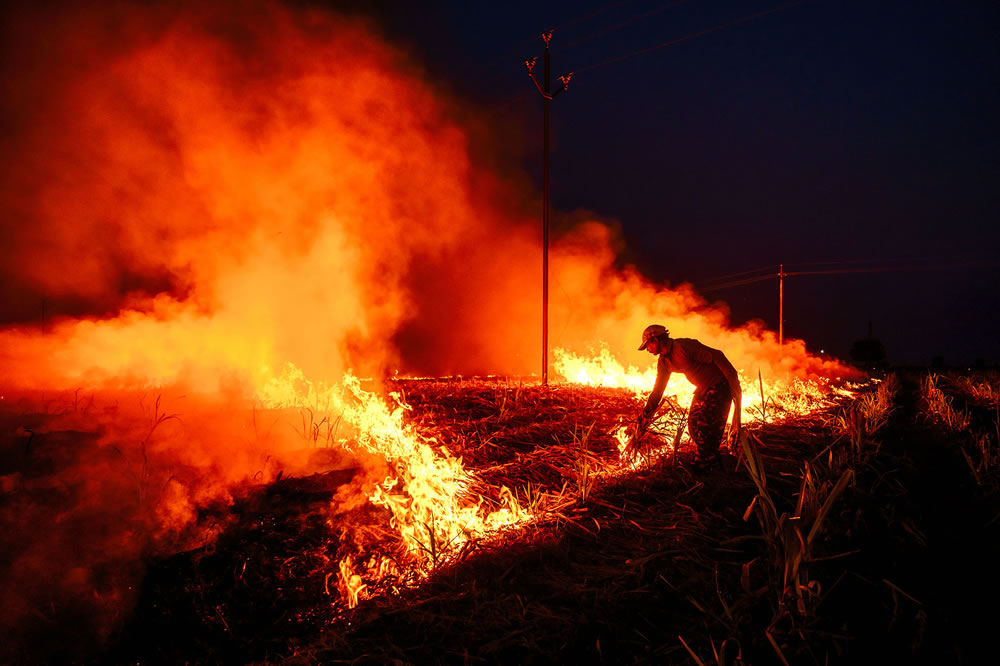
[629,324,742,467]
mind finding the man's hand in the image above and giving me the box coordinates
[622,410,651,461]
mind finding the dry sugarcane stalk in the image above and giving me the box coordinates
[622,410,652,462]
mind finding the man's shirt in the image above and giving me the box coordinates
[644,338,730,417]
[657,338,726,389]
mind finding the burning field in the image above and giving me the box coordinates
[2,2,999,664]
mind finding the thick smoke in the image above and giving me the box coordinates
[548,221,851,380]
[0,1,852,660]
[0,0,532,388]
[0,1,845,388]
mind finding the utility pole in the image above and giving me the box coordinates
[778,263,785,347]
[526,33,570,385]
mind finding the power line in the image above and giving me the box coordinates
[696,273,778,292]
[549,0,635,35]
[784,262,992,278]
[693,259,998,347]
[571,0,808,75]
[695,260,996,292]
[482,0,790,116]
[490,0,634,68]
[467,2,640,108]
[474,0,806,115]
[781,257,917,268]
[486,0,804,99]
[696,263,779,286]
[557,0,694,54]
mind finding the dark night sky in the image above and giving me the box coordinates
[340,0,1000,366]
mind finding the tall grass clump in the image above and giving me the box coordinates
[960,402,1000,486]
[824,374,898,464]
[571,423,597,504]
[741,432,854,663]
[747,370,774,425]
[863,374,899,429]
[948,371,1000,407]
[920,374,970,431]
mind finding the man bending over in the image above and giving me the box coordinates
[631,324,742,467]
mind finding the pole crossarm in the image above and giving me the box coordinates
[524,33,571,101]
[525,64,570,99]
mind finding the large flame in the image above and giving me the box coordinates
[259,365,528,605]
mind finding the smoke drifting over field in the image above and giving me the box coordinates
[0,1,852,659]
[1,0,507,386]
[0,1,845,390]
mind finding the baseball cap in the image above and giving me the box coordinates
[638,324,668,351]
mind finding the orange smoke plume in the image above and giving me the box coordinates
[0,0,539,390]
[549,221,853,382]
[0,1,857,659]
[0,1,849,391]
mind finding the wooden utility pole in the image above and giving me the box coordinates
[778,263,785,346]
[526,34,570,385]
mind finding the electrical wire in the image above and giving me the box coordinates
[781,257,916,268]
[483,0,804,108]
[469,1,638,104]
[492,0,633,71]
[695,263,779,285]
[572,0,808,74]
[784,262,992,278]
[695,260,998,292]
[557,0,694,53]
[549,0,635,35]
[696,273,778,291]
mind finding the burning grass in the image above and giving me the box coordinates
[301,370,866,616]
[7,371,1000,664]
[283,377,892,664]
[261,373,1000,663]
[11,368,994,663]
[1,374,856,662]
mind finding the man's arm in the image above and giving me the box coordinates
[644,363,670,418]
